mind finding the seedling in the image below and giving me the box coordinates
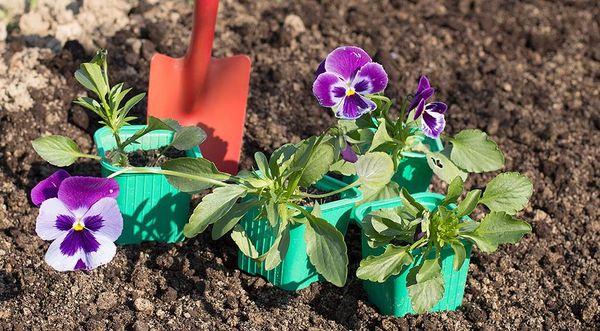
[357,173,533,313]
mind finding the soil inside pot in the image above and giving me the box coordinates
[108,147,187,167]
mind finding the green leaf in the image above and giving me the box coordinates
[231,224,259,259]
[73,97,105,119]
[120,116,174,148]
[400,188,425,214]
[455,189,481,217]
[263,226,291,270]
[304,213,348,287]
[298,141,336,187]
[450,241,466,271]
[120,92,145,119]
[80,63,108,98]
[169,125,206,151]
[369,121,394,152]
[449,129,505,172]
[211,200,258,240]
[265,201,279,227]
[329,159,356,176]
[161,157,231,192]
[461,211,532,253]
[407,258,445,314]
[426,151,468,184]
[32,135,84,167]
[269,143,296,176]
[356,244,413,282]
[442,176,464,205]
[184,186,247,237]
[74,69,98,95]
[254,152,271,179]
[480,172,533,214]
[355,152,395,201]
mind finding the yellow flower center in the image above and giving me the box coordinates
[73,221,85,231]
[346,89,356,96]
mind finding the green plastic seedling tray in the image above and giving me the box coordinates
[94,125,202,245]
[238,175,362,291]
[353,192,472,317]
[342,136,443,194]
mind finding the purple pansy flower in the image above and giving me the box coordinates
[32,171,122,271]
[408,76,448,139]
[313,46,388,120]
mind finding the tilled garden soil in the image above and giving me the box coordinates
[0,0,598,330]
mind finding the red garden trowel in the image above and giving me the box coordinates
[147,0,251,174]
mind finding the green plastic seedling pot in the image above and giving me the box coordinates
[342,136,443,194]
[93,125,202,245]
[237,175,362,291]
[353,192,472,317]
[393,136,444,193]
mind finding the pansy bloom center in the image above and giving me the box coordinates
[73,220,85,231]
[346,89,356,96]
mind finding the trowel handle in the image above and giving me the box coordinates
[184,0,219,86]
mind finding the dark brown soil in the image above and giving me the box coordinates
[0,0,599,330]
[127,148,187,167]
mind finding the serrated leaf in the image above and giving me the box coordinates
[32,135,83,167]
[407,258,445,314]
[455,189,481,218]
[304,213,348,287]
[450,241,466,271]
[449,129,505,172]
[170,125,207,151]
[184,186,247,237]
[161,157,231,192]
[461,211,531,253]
[480,172,533,214]
[211,200,257,240]
[442,176,464,205]
[355,152,395,201]
[299,141,336,187]
[356,244,413,282]
[231,224,259,259]
[426,151,468,184]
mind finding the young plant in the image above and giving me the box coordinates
[149,134,395,287]
[31,49,206,167]
[314,46,505,201]
[356,173,534,313]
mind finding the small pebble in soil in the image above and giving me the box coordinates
[133,298,154,314]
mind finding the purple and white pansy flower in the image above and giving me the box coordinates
[32,170,123,271]
[313,46,388,120]
[408,75,448,139]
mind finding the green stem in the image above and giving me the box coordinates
[299,180,361,199]
[107,167,230,187]
[77,153,102,161]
